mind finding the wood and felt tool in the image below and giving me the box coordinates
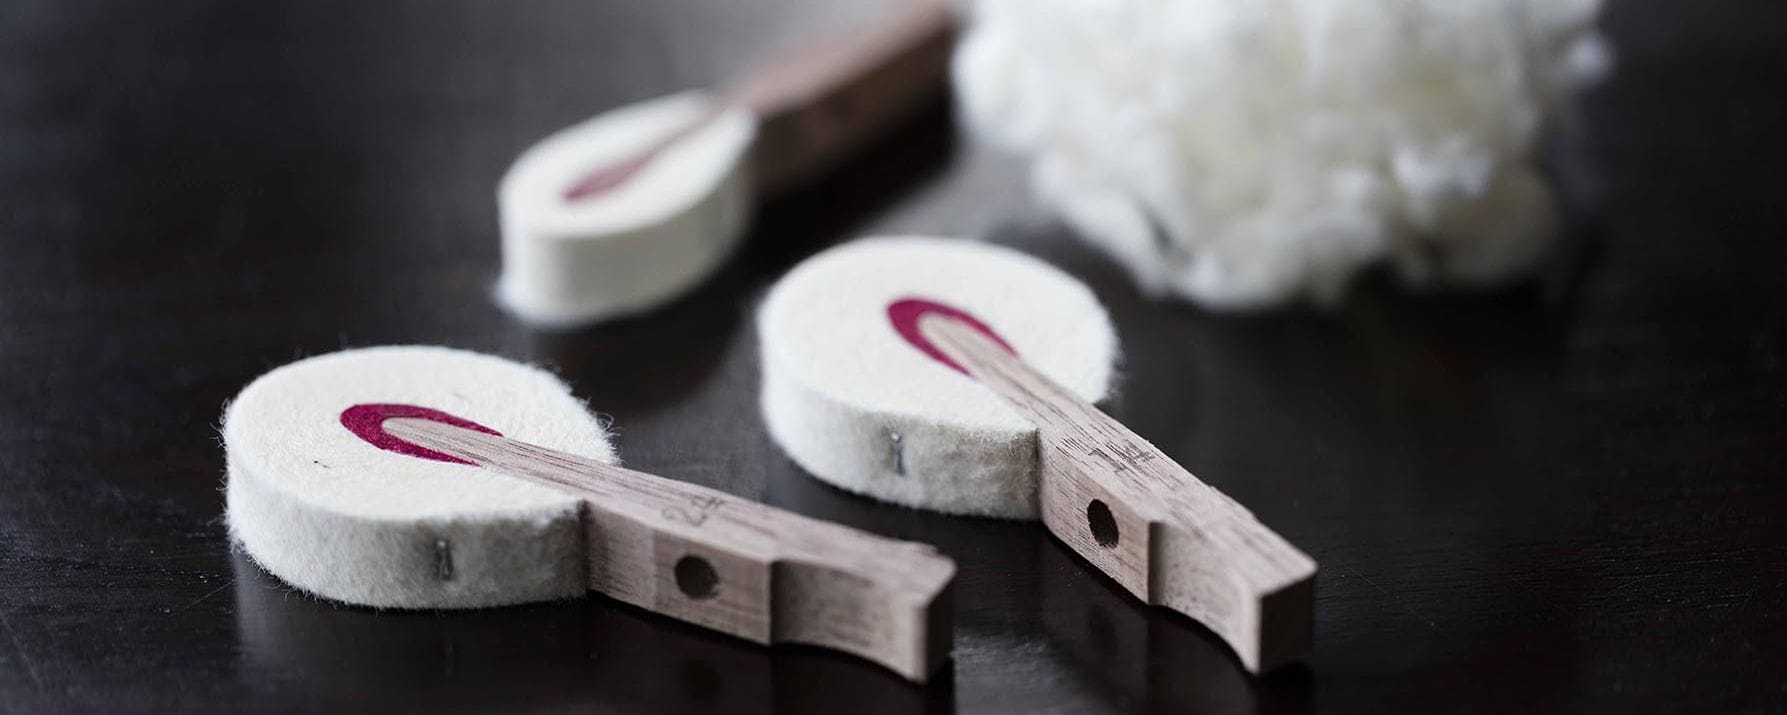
[379,414,956,682]
[889,297,1317,674]
[754,237,1312,671]
[498,0,958,326]
[223,346,952,682]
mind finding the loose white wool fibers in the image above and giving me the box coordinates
[224,346,614,609]
[954,0,1611,308]
[498,91,755,326]
[758,237,1118,519]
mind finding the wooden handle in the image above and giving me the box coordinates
[917,315,1316,673]
[385,419,955,682]
[729,0,958,198]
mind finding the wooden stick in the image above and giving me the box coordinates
[917,314,1316,673]
[384,418,956,682]
[733,0,958,198]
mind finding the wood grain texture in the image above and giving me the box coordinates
[736,0,957,197]
[386,418,955,682]
[1,0,1785,712]
[920,315,1316,673]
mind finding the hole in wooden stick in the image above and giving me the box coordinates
[675,555,719,599]
[1087,500,1119,547]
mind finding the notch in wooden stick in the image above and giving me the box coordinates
[897,299,1316,673]
[370,413,955,682]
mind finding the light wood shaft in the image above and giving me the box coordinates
[729,0,958,197]
[918,315,1316,673]
[385,419,955,682]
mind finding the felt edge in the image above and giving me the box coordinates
[226,454,588,610]
[759,329,1042,520]
[494,174,750,326]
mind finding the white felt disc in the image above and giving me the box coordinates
[224,346,614,609]
[758,237,1118,518]
[497,91,756,326]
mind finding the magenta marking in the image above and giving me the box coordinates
[886,297,1017,376]
[562,153,655,202]
[339,403,502,466]
[561,111,716,202]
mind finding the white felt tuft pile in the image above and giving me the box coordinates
[224,346,614,609]
[955,0,1610,308]
[498,91,755,326]
[758,237,1118,518]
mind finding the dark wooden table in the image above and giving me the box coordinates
[3,1,1783,712]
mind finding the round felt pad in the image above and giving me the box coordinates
[757,237,1118,518]
[224,346,614,609]
[498,91,756,326]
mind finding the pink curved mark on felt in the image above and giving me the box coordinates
[339,403,502,466]
[561,110,717,202]
[562,152,654,202]
[886,297,1018,377]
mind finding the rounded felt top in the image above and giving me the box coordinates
[758,236,1118,432]
[224,345,613,520]
[499,90,755,240]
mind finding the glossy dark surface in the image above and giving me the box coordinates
[2,1,1784,712]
